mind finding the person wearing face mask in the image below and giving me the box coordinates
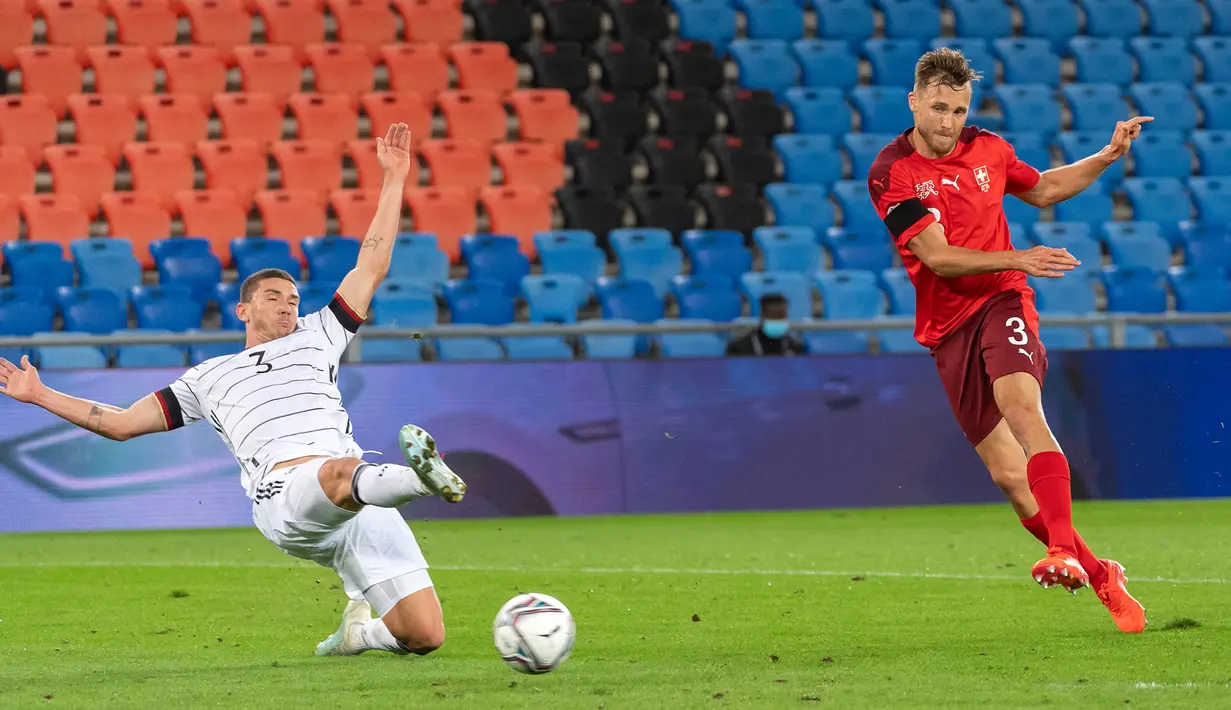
[726,294,805,356]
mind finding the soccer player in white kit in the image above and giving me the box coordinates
[0,123,467,658]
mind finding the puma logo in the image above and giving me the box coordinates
[872,177,886,188]
[1018,348,1034,364]
[941,175,960,191]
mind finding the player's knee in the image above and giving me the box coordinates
[318,457,362,487]
[998,399,1043,436]
[400,622,446,655]
[989,465,1028,496]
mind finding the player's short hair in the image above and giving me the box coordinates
[914,48,983,92]
[760,293,788,314]
[240,268,297,303]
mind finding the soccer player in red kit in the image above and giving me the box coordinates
[868,49,1149,633]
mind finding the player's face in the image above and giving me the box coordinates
[237,278,300,342]
[908,82,972,158]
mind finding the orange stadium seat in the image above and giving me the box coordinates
[255,189,327,251]
[182,0,251,62]
[393,0,463,45]
[288,92,358,144]
[480,185,552,256]
[15,45,82,117]
[330,188,381,238]
[326,0,395,60]
[176,189,248,260]
[492,142,565,193]
[214,92,284,146]
[407,186,475,262]
[0,6,34,70]
[156,46,228,106]
[38,0,106,62]
[305,43,373,100]
[196,139,268,208]
[380,43,449,100]
[361,92,432,143]
[419,139,493,197]
[0,95,58,160]
[509,89,580,147]
[101,192,171,266]
[252,0,325,61]
[45,144,116,218]
[139,94,209,149]
[67,94,137,165]
[109,0,178,50]
[0,196,18,244]
[271,140,342,203]
[123,142,195,210]
[448,42,518,94]
[347,138,385,190]
[0,146,37,200]
[20,193,91,246]
[234,45,303,109]
[87,46,156,102]
[437,90,508,145]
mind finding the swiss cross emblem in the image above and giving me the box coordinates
[974,165,990,192]
[915,180,938,200]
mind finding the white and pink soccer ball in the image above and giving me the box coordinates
[492,592,576,674]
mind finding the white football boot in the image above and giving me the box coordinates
[398,424,467,504]
[314,599,373,656]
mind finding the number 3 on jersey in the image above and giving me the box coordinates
[1005,317,1029,345]
[249,350,272,374]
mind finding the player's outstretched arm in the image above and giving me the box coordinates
[0,356,168,441]
[906,222,1081,279]
[1016,116,1153,208]
[336,122,413,318]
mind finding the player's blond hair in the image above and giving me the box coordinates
[914,48,983,92]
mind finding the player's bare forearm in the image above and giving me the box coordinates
[905,223,1019,278]
[1015,153,1113,208]
[31,388,167,441]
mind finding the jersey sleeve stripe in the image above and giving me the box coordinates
[329,293,363,333]
[155,387,184,430]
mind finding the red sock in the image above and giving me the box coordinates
[1020,512,1049,546]
[1073,529,1109,590]
[1026,451,1076,553]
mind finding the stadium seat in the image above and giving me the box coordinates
[524,42,591,96]
[1122,178,1193,242]
[564,139,632,190]
[656,320,725,358]
[602,0,668,43]
[1131,131,1193,180]
[671,274,743,321]
[58,286,128,333]
[44,144,114,218]
[346,139,385,190]
[139,95,208,150]
[879,268,915,314]
[176,190,248,261]
[394,0,463,45]
[994,39,1061,87]
[459,232,518,262]
[87,46,155,103]
[555,185,626,243]
[812,0,874,43]
[255,190,327,249]
[849,87,914,134]
[832,181,882,235]
[0,5,33,71]
[508,89,580,146]
[110,0,177,51]
[1057,131,1124,187]
[595,39,659,94]
[670,0,737,50]
[481,186,553,256]
[1190,177,1231,225]
[879,0,940,40]
[156,46,228,106]
[651,86,719,141]
[6,247,74,304]
[0,95,57,159]
[364,280,435,362]
[770,134,840,186]
[253,0,325,60]
[493,142,564,194]
[406,187,476,261]
[728,40,799,99]
[1091,324,1159,348]
[1196,83,1231,130]
[1140,0,1204,38]
[122,143,193,213]
[196,139,268,208]
[182,0,251,61]
[420,139,494,196]
[791,39,859,91]
[660,40,724,93]
[328,0,396,58]
[231,237,302,282]
[1101,267,1168,312]
[740,271,812,319]
[708,135,778,187]
[754,226,821,275]
[297,281,340,317]
[628,185,696,235]
[34,333,108,369]
[996,85,1062,137]
[1168,265,1231,312]
[637,136,705,189]
[430,335,503,361]
[863,39,925,89]
[381,43,450,99]
[522,274,588,323]
[465,239,530,298]
[20,194,90,247]
[1194,38,1231,84]
[596,277,665,327]
[302,236,361,284]
[362,92,433,143]
[1068,38,1134,87]
[1031,223,1102,274]
[15,45,81,117]
[1037,327,1090,351]
[214,93,284,147]
[234,45,301,109]
[329,189,379,240]
[1053,188,1115,230]
[1016,0,1080,55]
[1079,0,1140,38]
[609,228,684,299]
[497,323,574,360]
[287,92,360,144]
[37,0,105,60]
[683,229,754,281]
[844,133,898,181]
[784,88,851,137]
[535,230,597,252]
[0,289,54,360]
[824,228,897,271]
[66,94,136,166]
[100,193,170,267]
[947,0,1012,41]
[581,89,649,145]
[387,233,450,290]
[466,0,534,46]
[215,282,243,329]
[815,270,883,319]
[71,237,142,299]
[733,0,803,40]
[535,232,606,289]
[0,146,35,200]
[153,238,223,306]
[696,183,763,237]
[131,284,204,332]
[443,278,515,325]
[1163,324,1230,347]
[1029,275,1098,313]
[1185,231,1231,270]
[305,43,372,99]
[726,88,788,139]
[1130,38,1196,86]
[1131,83,1198,133]
[449,42,519,94]
[271,140,342,202]
[112,329,188,368]
[1192,131,1231,176]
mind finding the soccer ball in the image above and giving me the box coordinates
[492,592,576,674]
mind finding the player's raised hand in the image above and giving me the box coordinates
[1102,116,1154,161]
[0,355,45,404]
[1015,245,1081,278]
[376,122,412,179]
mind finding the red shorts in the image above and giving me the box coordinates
[931,290,1048,447]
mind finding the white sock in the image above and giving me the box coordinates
[358,618,409,655]
[351,463,428,507]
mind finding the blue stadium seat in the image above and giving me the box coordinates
[5,246,74,304]
[930,38,996,90]
[1003,194,1041,226]
[995,85,1061,137]
[994,38,1061,87]
[188,333,245,364]
[1009,222,1034,250]
[729,40,799,98]
[823,228,896,271]
[754,226,821,274]
[1101,267,1168,312]
[1193,38,1231,84]
[1101,221,1166,248]
[1163,324,1230,347]
[765,183,835,232]
[388,233,449,292]
[815,269,884,319]
[671,274,743,321]
[1057,132,1124,187]
[365,280,437,362]
[733,0,804,40]
[522,274,588,323]
[1106,227,1172,271]
[878,327,926,353]
[1188,177,1231,226]
[231,237,302,282]
[1000,132,1051,174]
[1030,276,1098,313]
[1061,83,1130,132]
[879,268,915,314]
[849,86,914,133]
[0,287,54,361]
[1168,265,1231,311]
[153,238,222,306]
[113,329,187,368]
[435,336,505,361]
[609,228,684,299]
[460,233,519,261]
[878,0,940,40]
[740,271,812,319]
[844,133,897,181]
[581,320,638,359]
[832,181,882,234]
[215,282,243,330]
[442,278,515,325]
[71,238,142,301]
[803,329,871,354]
[295,281,335,315]
[1140,0,1204,39]
[1122,178,1193,243]
[1211,0,1231,33]
[1185,231,1231,270]
[863,40,924,88]
[1192,131,1231,176]
[149,236,210,265]
[535,230,596,251]
[1130,83,1198,133]
[33,333,107,369]
[1130,130,1193,179]
[945,0,1012,42]
[302,236,360,285]
[1078,0,1141,38]
[658,320,727,358]
[1039,327,1090,350]
[784,88,852,137]
[1053,188,1115,230]
[682,230,754,281]
[539,242,606,291]
[792,40,860,90]
[467,246,531,297]
[1017,0,1081,55]
[500,324,575,360]
[2,240,61,268]
[1068,38,1134,87]
[131,285,204,332]
[670,0,737,50]
[1091,324,1159,348]
[1130,38,1196,86]
[58,287,127,334]
[1196,84,1231,131]
[812,0,874,44]
[1031,223,1102,274]
[596,276,665,323]
[774,134,843,185]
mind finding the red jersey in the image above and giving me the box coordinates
[868,126,1042,349]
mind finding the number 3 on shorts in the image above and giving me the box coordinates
[1005,317,1029,346]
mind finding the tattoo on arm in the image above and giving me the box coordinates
[362,235,381,249]
[85,404,104,432]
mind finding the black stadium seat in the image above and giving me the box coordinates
[532,0,604,44]
[628,184,697,235]
[555,186,628,247]
[466,0,534,47]
[637,135,707,189]
[565,139,634,189]
[579,88,649,148]
[595,39,659,95]
[718,88,786,139]
[662,40,725,93]
[697,183,764,237]
[524,42,593,95]
[603,0,670,44]
[708,135,779,188]
[650,86,719,141]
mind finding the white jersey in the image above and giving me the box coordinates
[155,294,367,498]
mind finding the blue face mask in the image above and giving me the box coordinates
[761,320,789,339]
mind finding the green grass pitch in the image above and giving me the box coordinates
[2,500,1230,708]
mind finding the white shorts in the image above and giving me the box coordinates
[251,458,433,614]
